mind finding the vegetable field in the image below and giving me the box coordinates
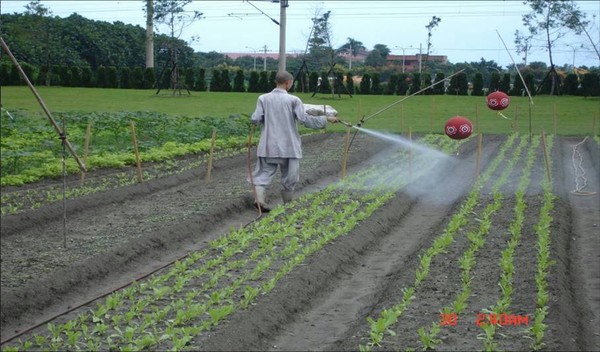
[1,130,598,351]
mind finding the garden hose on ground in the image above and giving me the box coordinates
[571,136,596,196]
[245,124,263,225]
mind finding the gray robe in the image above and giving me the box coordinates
[251,88,327,159]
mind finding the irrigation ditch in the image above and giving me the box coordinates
[0,132,598,351]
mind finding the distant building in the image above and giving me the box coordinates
[386,54,448,72]
[337,50,369,65]
[224,52,301,60]
[223,51,448,72]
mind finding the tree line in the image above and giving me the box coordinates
[1,11,599,96]
[3,60,599,98]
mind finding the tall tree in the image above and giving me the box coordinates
[233,70,245,92]
[519,0,588,95]
[425,16,441,64]
[307,10,335,71]
[365,44,391,67]
[472,73,484,96]
[514,30,534,65]
[337,37,366,69]
[489,72,501,91]
[500,73,512,93]
[337,38,366,56]
[152,0,203,91]
[23,1,54,85]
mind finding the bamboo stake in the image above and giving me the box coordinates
[61,117,67,248]
[342,125,351,179]
[408,127,413,180]
[247,125,261,218]
[430,97,435,132]
[475,133,483,179]
[130,121,143,183]
[0,36,86,172]
[205,128,217,181]
[553,103,557,135]
[514,105,519,133]
[475,104,480,135]
[592,109,598,136]
[400,104,404,135]
[79,122,92,186]
[541,131,552,183]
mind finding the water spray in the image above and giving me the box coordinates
[345,69,466,151]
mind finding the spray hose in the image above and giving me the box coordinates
[246,124,263,224]
[343,69,466,151]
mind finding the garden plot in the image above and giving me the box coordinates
[1,133,598,352]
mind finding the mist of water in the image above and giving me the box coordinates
[346,126,470,205]
[352,126,447,158]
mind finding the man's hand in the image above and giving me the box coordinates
[327,116,339,123]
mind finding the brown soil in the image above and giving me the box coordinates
[1,133,598,351]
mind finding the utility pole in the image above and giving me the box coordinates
[395,45,412,73]
[263,45,268,71]
[402,50,405,73]
[278,0,288,71]
[348,42,352,69]
[145,0,154,68]
[418,43,422,74]
[246,46,258,70]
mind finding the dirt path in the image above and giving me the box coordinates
[557,137,600,351]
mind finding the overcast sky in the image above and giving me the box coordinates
[2,0,599,68]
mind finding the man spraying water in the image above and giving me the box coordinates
[249,70,339,212]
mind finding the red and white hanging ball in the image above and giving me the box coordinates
[445,116,473,140]
[486,91,510,111]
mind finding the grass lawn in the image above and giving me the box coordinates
[2,86,599,136]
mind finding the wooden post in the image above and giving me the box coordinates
[592,109,598,136]
[341,126,351,179]
[553,103,557,135]
[475,104,480,135]
[80,122,92,186]
[408,127,413,180]
[514,105,518,133]
[0,36,86,172]
[205,128,217,181]
[475,133,483,179]
[541,131,552,183]
[400,104,404,135]
[430,97,435,133]
[130,121,143,183]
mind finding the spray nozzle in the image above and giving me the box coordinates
[338,119,354,128]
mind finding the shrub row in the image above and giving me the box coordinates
[2,62,598,97]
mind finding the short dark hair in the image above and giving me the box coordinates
[275,71,293,84]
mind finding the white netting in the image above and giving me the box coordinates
[304,104,338,117]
